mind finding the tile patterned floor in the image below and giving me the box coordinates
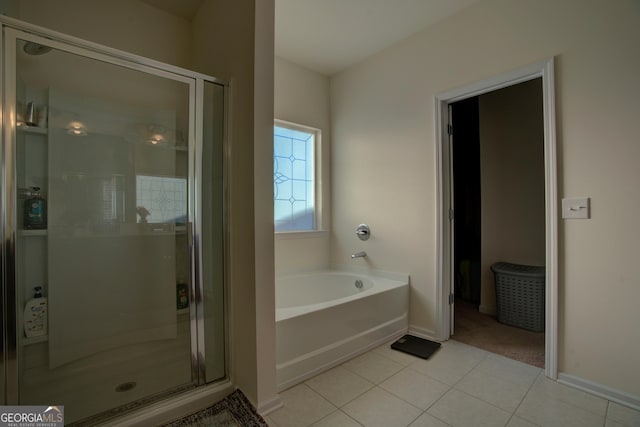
[265,340,640,427]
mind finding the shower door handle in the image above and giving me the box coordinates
[187,222,193,248]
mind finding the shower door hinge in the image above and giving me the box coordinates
[449,293,454,305]
[448,208,454,221]
[447,124,453,136]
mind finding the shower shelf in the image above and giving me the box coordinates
[19,229,47,237]
[17,125,47,135]
[21,335,48,346]
[18,229,189,237]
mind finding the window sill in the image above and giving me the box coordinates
[275,230,328,240]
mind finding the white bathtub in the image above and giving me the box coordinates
[276,269,409,391]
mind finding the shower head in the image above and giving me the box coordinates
[23,42,52,56]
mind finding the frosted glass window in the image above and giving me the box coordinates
[274,123,317,231]
[101,175,125,223]
[136,175,187,223]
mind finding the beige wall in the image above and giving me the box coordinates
[479,79,546,313]
[192,0,276,410]
[330,0,640,396]
[274,57,331,273]
[253,0,277,410]
[15,0,191,68]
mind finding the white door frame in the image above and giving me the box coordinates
[434,58,558,379]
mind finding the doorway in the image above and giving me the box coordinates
[435,58,558,379]
[450,79,545,368]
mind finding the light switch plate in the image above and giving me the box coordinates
[562,197,590,219]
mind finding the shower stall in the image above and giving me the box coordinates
[1,19,228,424]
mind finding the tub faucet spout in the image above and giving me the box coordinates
[351,251,367,259]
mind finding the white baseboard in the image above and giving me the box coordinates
[478,305,497,316]
[257,395,283,416]
[558,373,640,411]
[408,325,439,341]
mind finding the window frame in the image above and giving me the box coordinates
[273,119,323,235]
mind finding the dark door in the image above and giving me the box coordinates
[451,97,481,305]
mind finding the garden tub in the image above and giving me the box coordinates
[276,269,409,391]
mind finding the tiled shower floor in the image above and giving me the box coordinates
[265,339,640,427]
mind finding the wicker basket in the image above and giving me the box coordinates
[491,262,545,332]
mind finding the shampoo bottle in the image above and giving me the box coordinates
[23,187,47,230]
[176,279,189,310]
[24,286,47,338]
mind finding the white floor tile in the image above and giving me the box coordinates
[607,402,640,426]
[454,368,531,412]
[606,419,629,427]
[380,367,450,410]
[409,341,487,385]
[342,387,422,427]
[529,374,608,416]
[269,384,337,427]
[305,365,374,407]
[270,340,628,427]
[427,389,511,427]
[474,353,541,386]
[408,412,450,427]
[443,339,487,354]
[311,410,363,427]
[515,387,605,427]
[505,415,539,427]
[341,351,404,384]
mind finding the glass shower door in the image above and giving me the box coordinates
[6,30,197,423]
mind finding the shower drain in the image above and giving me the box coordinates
[115,382,137,392]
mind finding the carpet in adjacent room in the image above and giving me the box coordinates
[452,298,545,368]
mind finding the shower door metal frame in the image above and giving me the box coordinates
[0,17,229,409]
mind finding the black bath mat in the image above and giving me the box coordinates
[391,335,441,359]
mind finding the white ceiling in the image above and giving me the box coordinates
[141,0,482,76]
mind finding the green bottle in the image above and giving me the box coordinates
[24,187,47,229]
